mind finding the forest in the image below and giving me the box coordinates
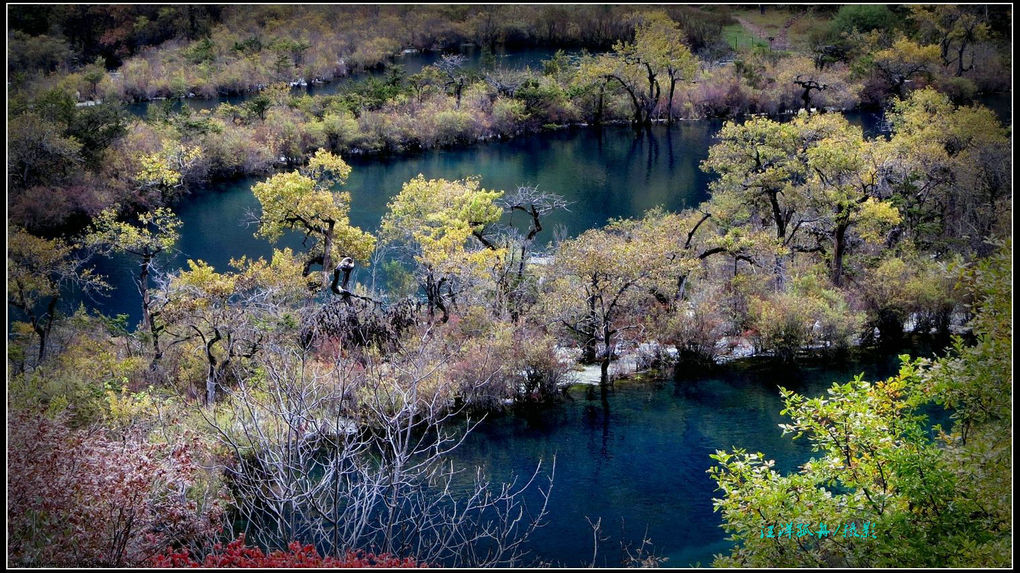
[6,4,1013,568]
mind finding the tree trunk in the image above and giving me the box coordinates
[600,321,612,388]
[583,285,595,360]
[644,63,659,124]
[322,220,335,289]
[768,190,787,240]
[666,76,677,126]
[595,81,606,126]
[35,297,58,362]
[204,329,222,405]
[139,252,164,368]
[831,221,849,286]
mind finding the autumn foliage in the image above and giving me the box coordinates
[152,535,423,568]
[7,413,223,567]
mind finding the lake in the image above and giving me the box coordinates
[85,120,732,323]
[66,110,934,569]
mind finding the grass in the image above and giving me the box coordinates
[728,7,833,51]
[722,24,769,52]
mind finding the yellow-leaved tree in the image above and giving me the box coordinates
[380,174,504,323]
[252,149,375,292]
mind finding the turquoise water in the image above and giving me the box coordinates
[446,351,934,567]
[55,109,953,568]
[85,121,721,324]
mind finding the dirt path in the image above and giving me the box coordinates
[734,13,802,51]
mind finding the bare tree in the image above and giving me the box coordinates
[483,66,533,98]
[205,330,553,566]
[485,186,570,320]
[437,54,469,109]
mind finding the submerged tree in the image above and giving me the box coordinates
[629,12,698,125]
[585,12,698,130]
[547,215,685,386]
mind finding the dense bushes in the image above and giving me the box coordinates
[708,243,1012,567]
[153,536,422,568]
[8,412,224,567]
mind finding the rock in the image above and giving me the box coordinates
[559,364,604,386]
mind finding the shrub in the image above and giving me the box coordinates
[829,5,898,37]
[7,413,224,567]
[152,535,422,567]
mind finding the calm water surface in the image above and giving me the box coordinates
[84,111,895,323]
[87,122,721,323]
[447,351,932,567]
[62,107,949,568]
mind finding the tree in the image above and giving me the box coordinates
[436,54,469,109]
[161,250,307,404]
[251,148,376,291]
[8,227,108,362]
[588,13,698,130]
[547,217,683,386]
[700,116,810,286]
[407,65,443,104]
[489,185,569,320]
[82,55,107,99]
[86,207,182,366]
[572,52,617,126]
[380,174,504,323]
[135,139,203,202]
[802,114,900,285]
[707,242,1012,567]
[7,112,83,191]
[869,37,940,98]
[909,6,990,77]
[601,46,659,130]
[882,89,1010,256]
[701,113,901,287]
[630,12,698,125]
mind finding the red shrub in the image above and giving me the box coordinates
[7,413,223,567]
[152,534,423,568]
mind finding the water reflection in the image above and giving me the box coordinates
[449,349,939,567]
[82,123,720,323]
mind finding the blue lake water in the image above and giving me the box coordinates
[53,106,961,568]
[85,121,724,324]
[446,350,936,567]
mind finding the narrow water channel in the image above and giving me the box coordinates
[84,121,724,323]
